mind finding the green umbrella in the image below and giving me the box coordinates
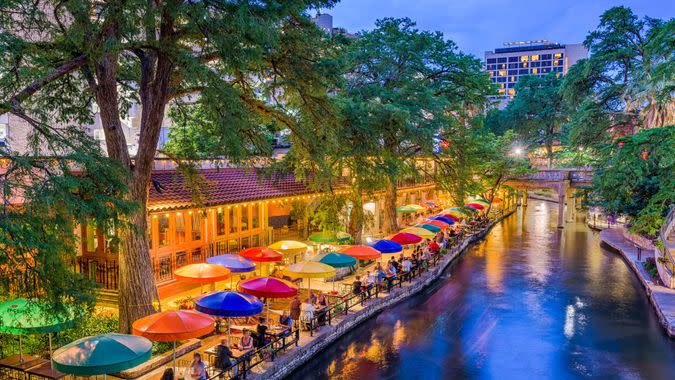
[0,299,77,364]
[53,333,152,378]
[396,205,417,213]
[415,223,441,233]
[313,252,357,268]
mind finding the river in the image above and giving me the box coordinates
[289,200,675,379]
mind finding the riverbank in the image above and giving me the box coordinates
[251,209,516,380]
[600,228,675,338]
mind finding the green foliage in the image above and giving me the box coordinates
[591,126,674,236]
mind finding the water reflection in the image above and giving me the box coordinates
[290,201,675,379]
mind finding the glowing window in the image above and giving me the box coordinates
[531,55,539,61]
[508,88,515,95]
[532,68,538,74]
[176,213,186,244]
[520,55,529,62]
[158,214,170,247]
[521,62,528,68]
[554,53,562,59]
[498,70,506,76]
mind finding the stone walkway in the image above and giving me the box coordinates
[600,228,675,338]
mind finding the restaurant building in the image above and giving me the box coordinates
[75,160,439,302]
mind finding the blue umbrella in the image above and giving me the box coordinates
[206,254,256,273]
[428,216,455,225]
[195,291,264,344]
[207,254,256,288]
[313,252,357,268]
[52,333,152,378]
[371,239,403,254]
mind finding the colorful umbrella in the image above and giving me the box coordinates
[284,261,336,294]
[313,252,358,268]
[206,254,256,288]
[461,206,479,213]
[52,333,152,378]
[174,263,230,283]
[132,310,214,372]
[401,227,436,239]
[238,247,283,262]
[390,232,422,245]
[474,199,491,206]
[415,223,441,233]
[436,214,460,223]
[396,205,417,213]
[308,231,351,243]
[206,254,256,273]
[406,204,425,211]
[370,239,403,254]
[424,219,451,228]
[269,240,308,255]
[0,299,77,364]
[194,291,264,344]
[465,203,485,210]
[339,245,381,261]
[424,201,438,207]
[238,277,299,299]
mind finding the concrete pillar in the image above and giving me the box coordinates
[565,187,576,223]
[522,190,528,207]
[557,190,565,228]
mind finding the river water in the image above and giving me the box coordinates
[289,200,675,379]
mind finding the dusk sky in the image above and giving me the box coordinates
[322,0,675,58]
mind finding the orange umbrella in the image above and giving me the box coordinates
[132,310,214,373]
[239,247,283,262]
[339,245,381,261]
[174,263,230,283]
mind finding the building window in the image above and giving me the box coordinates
[216,209,225,236]
[191,212,201,241]
[175,212,186,244]
[501,64,506,69]
[86,222,98,252]
[508,56,519,62]
[241,206,249,231]
[542,54,552,60]
[176,251,187,268]
[531,68,538,74]
[498,70,506,76]
[521,62,528,68]
[229,208,238,234]
[158,214,170,247]
[508,63,519,69]
[519,69,529,75]
[531,55,539,61]
[520,55,529,62]
[252,204,260,229]
[554,53,562,59]
[497,57,507,63]
[487,58,496,64]
[157,255,172,281]
[508,88,515,95]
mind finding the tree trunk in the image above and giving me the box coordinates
[117,183,157,333]
[546,141,553,169]
[348,194,364,244]
[382,178,398,234]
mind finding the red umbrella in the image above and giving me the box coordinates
[425,219,450,228]
[339,245,381,261]
[465,203,485,210]
[437,214,460,222]
[174,263,230,283]
[390,232,422,245]
[238,277,298,299]
[132,310,214,372]
[239,247,283,262]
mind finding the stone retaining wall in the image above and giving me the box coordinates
[251,211,514,380]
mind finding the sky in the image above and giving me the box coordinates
[321,0,675,59]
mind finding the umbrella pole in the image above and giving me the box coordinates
[48,333,53,369]
[173,341,177,374]
[266,299,270,323]
[19,335,23,363]
[228,318,231,346]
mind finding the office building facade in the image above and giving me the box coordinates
[485,40,587,107]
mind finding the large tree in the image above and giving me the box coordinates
[0,0,339,332]
[341,18,490,233]
[561,7,674,148]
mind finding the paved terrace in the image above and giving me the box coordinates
[107,210,514,380]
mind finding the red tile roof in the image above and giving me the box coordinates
[148,168,315,211]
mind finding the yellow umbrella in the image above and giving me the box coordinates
[405,204,425,211]
[269,240,308,256]
[284,261,336,294]
[401,227,435,239]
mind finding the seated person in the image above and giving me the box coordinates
[402,257,412,274]
[278,311,293,336]
[362,271,375,295]
[215,339,238,375]
[237,330,254,352]
[300,298,317,330]
[352,276,363,295]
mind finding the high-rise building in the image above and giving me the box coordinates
[485,40,587,107]
[311,13,354,37]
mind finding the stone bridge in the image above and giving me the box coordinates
[505,168,594,228]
